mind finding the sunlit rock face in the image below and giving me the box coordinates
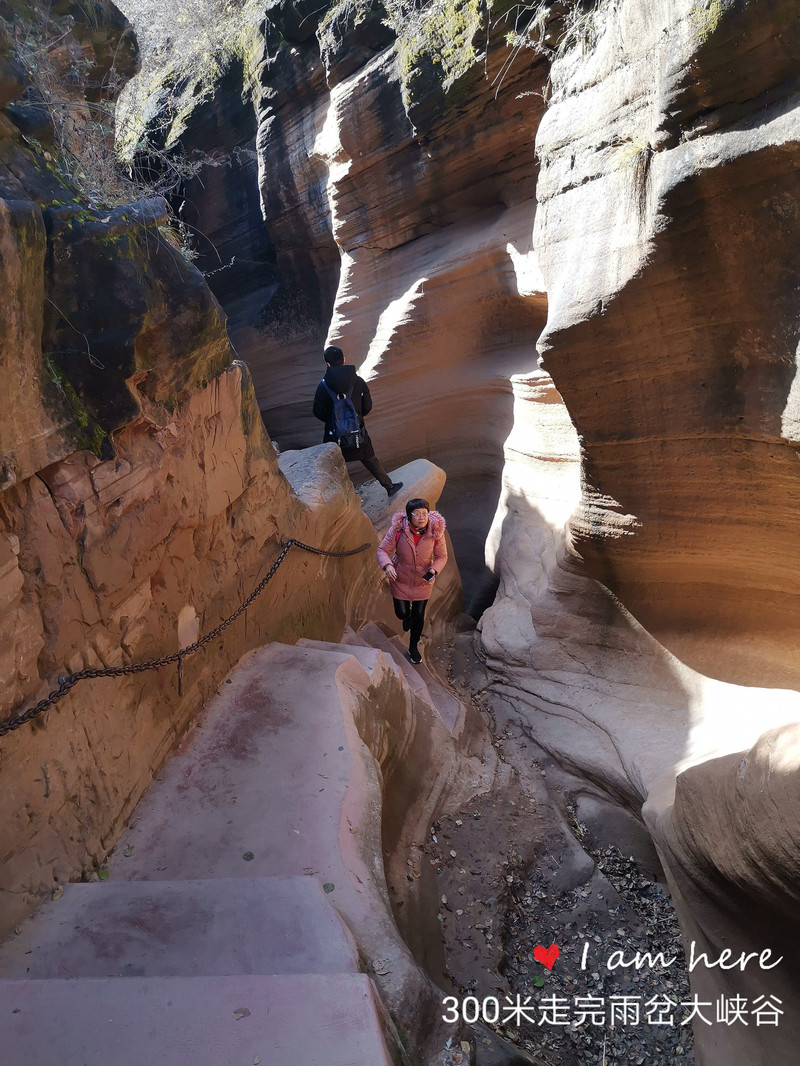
[309,9,551,610]
[25,0,799,1054]
[0,357,381,939]
[477,331,800,1066]
[533,0,800,689]
[117,0,800,652]
[119,0,552,609]
[476,0,800,1059]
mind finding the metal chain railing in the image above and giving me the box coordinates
[0,538,370,739]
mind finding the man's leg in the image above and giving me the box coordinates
[361,456,402,496]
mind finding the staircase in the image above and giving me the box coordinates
[341,621,466,734]
[0,633,479,1066]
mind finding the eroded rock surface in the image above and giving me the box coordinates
[656,723,800,1058]
[533,0,800,689]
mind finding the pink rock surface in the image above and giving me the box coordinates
[0,877,358,979]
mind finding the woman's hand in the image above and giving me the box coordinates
[384,564,397,580]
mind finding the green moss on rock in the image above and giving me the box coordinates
[392,0,486,127]
[44,357,109,455]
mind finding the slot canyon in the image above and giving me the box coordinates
[1,0,799,1063]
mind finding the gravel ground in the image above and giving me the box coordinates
[418,638,696,1065]
[500,831,694,1065]
[426,802,695,1065]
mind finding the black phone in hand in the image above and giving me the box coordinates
[423,571,435,581]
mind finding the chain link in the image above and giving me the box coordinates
[0,538,370,739]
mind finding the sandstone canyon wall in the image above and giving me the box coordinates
[0,0,387,937]
[118,0,553,609]
[140,0,800,681]
[483,0,800,1061]
[534,0,800,691]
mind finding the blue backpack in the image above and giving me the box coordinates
[320,380,363,450]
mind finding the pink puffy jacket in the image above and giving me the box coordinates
[376,511,448,601]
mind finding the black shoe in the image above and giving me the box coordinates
[387,481,403,497]
[408,646,422,665]
[402,618,411,632]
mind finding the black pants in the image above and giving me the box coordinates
[361,455,393,490]
[393,598,427,649]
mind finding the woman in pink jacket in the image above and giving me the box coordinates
[376,497,448,664]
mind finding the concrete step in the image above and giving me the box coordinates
[0,973,394,1066]
[0,876,358,980]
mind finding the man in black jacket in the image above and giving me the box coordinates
[312,345,403,497]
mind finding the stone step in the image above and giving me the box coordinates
[295,635,391,679]
[351,622,466,734]
[103,642,384,885]
[0,641,409,1065]
[295,633,431,706]
[409,653,466,735]
[340,624,434,706]
[298,628,465,736]
[339,623,431,697]
[0,876,358,980]
[0,973,394,1066]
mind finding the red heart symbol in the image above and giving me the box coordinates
[533,943,560,970]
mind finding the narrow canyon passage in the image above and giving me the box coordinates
[2,0,800,1063]
[394,627,696,1066]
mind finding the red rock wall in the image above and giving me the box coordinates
[311,15,553,610]
[124,2,553,610]
[8,3,800,1055]
[0,358,382,937]
[0,8,384,934]
[120,0,800,666]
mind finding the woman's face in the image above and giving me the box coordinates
[409,507,429,530]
